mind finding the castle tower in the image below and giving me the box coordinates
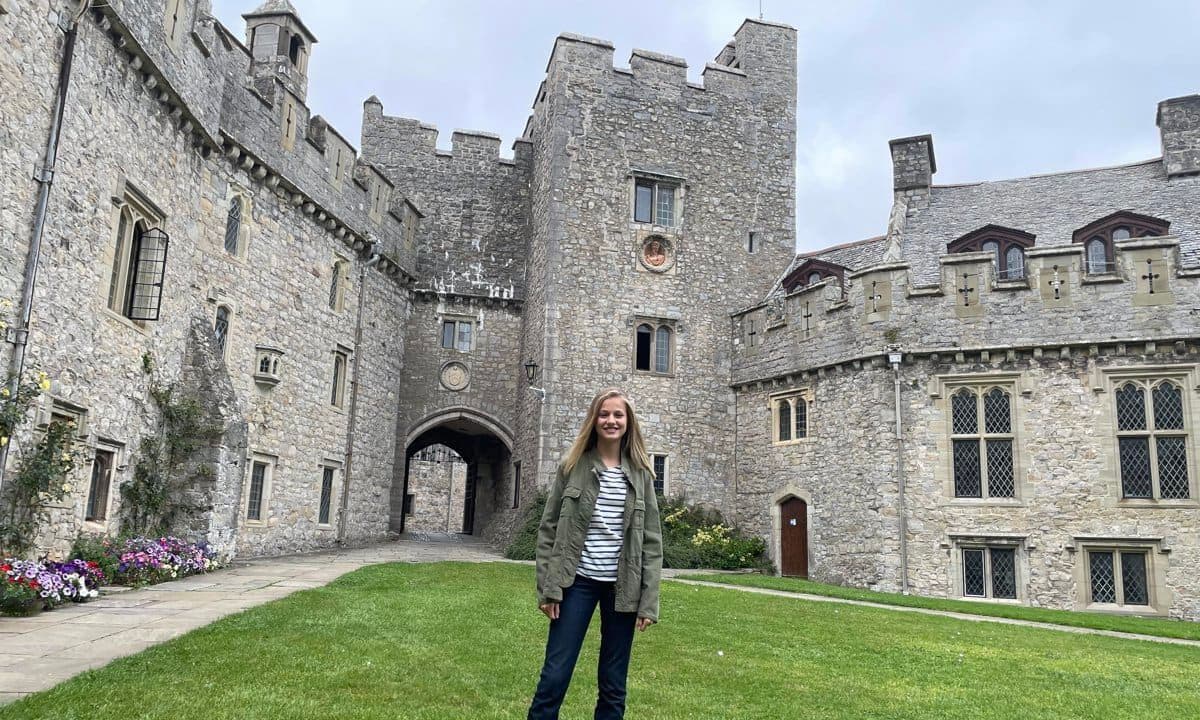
[242,0,317,103]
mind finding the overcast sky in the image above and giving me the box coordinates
[211,1,1200,253]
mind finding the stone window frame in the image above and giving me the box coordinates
[244,453,276,526]
[439,315,476,353]
[1072,210,1170,276]
[741,312,762,351]
[254,345,284,387]
[281,97,299,151]
[1067,536,1170,615]
[651,454,668,495]
[82,440,124,532]
[770,388,813,446]
[105,182,166,328]
[328,254,350,313]
[400,200,422,248]
[330,346,352,411]
[368,176,392,224]
[223,188,252,259]
[212,303,234,360]
[930,373,1031,507]
[1095,365,1199,508]
[317,459,342,529]
[947,534,1027,604]
[629,171,684,230]
[948,385,1017,500]
[947,224,1035,282]
[632,317,675,376]
[328,141,351,190]
[30,398,89,503]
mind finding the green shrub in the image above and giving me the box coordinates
[660,497,769,570]
[504,492,547,561]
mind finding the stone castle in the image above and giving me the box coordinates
[2,1,1197,620]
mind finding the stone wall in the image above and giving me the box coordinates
[405,446,468,533]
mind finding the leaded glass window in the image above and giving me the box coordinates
[961,547,1018,600]
[1088,549,1150,606]
[318,467,334,525]
[1114,379,1191,500]
[1086,237,1109,274]
[441,319,474,352]
[1004,246,1025,280]
[247,461,267,521]
[654,326,671,373]
[652,455,666,494]
[950,386,1016,499]
[773,392,811,444]
[632,178,680,227]
[225,197,242,255]
[329,259,348,311]
[213,306,230,355]
[331,351,348,408]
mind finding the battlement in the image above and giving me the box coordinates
[361,96,526,168]
[732,237,1200,385]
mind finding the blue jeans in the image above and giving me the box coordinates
[528,574,637,720]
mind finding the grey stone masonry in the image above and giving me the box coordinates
[889,135,936,191]
[1157,95,1200,179]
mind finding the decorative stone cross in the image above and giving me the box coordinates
[1048,265,1064,300]
[869,281,883,313]
[801,302,813,335]
[1142,259,1160,294]
[958,273,976,307]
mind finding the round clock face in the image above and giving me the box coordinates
[440,362,469,391]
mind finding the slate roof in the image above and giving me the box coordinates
[769,235,888,296]
[899,158,1200,284]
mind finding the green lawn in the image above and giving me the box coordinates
[678,572,1200,642]
[3,562,1198,719]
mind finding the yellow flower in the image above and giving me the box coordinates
[0,436,7,447]
[39,378,51,392]
[62,483,73,493]
[0,387,9,397]
[0,298,12,310]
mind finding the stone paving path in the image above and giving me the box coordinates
[3,542,1197,706]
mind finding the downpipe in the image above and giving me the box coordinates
[336,248,379,544]
[0,5,85,495]
[888,346,909,594]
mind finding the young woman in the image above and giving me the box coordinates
[528,388,663,720]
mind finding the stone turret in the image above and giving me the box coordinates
[243,0,317,103]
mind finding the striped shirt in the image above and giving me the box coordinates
[577,467,627,582]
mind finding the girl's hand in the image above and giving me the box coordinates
[539,602,560,620]
[636,617,654,632]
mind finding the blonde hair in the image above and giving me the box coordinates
[561,388,653,475]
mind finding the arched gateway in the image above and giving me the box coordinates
[392,408,516,540]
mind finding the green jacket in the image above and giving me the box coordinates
[535,449,663,622]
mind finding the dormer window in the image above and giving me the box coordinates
[1072,211,1170,275]
[947,225,1035,281]
[781,258,846,293]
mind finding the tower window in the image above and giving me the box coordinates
[634,319,674,375]
[632,177,680,227]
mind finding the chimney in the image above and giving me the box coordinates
[1157,95,1200,178]
[888,134,936,192]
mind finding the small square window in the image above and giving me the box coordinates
[440,319,474,352]
[960,546,1018,600]
[632,178,680,228]
[1086,549,1150,607]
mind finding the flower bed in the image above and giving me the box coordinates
[1,558,103,615]
[71,535,222,587]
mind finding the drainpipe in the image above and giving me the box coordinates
[0,5,85,496]
[336,247,379,544]
[887,345,909,594]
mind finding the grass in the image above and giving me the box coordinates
[677,572,1200,641]
[2,562,1198,719]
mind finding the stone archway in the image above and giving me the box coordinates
[393,408,515,541]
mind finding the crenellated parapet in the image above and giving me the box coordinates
[732,238,1200,388]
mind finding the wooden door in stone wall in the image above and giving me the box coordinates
[780,497,808,577]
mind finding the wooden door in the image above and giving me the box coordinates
[780,497,808,577]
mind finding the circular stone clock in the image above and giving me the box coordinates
[440,361,470,391]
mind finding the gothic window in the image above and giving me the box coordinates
[213,305,231,356]
[107,187,169,322]
[318,466,335,525]
[652,454,667,494]
[633,177,680,227]
[329,257,349,312]
[634,320,673,374]
[947,225,1035,281]
[331,349,349,408]
[254,346,283,386]
[1087,549,1150,606]
[224,196,243,255]
[780,258,846,293]
[1072,211,1170,275]
[440,318,474,352]
[1114,379,1190,500]
[961,546,1018,600]
[772,390,811,444]
[950,386,1016,499]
